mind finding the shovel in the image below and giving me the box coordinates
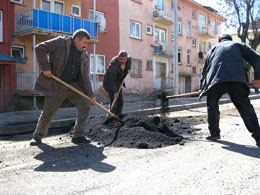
[51,75,123,124]
[110,74,128,111]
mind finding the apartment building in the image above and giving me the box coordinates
[86,0,225,94]
[0,0,16,112]
[11,0,97,100]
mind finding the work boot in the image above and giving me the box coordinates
[206,134,220,141]
[72,136,91,144]
[30,137,42,146]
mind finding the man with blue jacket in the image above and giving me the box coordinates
[200,34,260,146]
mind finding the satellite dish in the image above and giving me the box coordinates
[95,15,106,33]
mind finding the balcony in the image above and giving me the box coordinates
[15,9,97,39]
[153,7,173,26]
[153,42,173,58]
[16,72,40,95]
[199,26,217,39]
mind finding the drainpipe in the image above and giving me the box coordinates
[93,0,97,91]
[32,0,37,109]
[173,0,178,95]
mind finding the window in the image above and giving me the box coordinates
[187,49,191,65]
[192,39,196,47]
[155,28,166,44]
[146,60,153,71]
[192,10,196,19]
[11,46,25,58]
[187,21,191,37]
[130,58,142,77]
[89,10,104,21]
[0,11,3,42]
[155,0,165,10]
[178,18,182,34]
[146,25,153,35]
[178,48,181,64]
[192,66,196,74]
[41,0,51,11]
[72,5,81,17]
[199,15,206,33]
[10,0,23,4]
[212,21,216,34]
[54,1,64,15]
[130,20,142,39]
[90,54,106,74]
[208,43,212,51]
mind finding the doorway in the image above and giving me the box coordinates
[154,62,166,89]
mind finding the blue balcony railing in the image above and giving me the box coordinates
[15,9,97,38]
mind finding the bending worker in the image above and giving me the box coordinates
[103,50,131,119]
[200,34,260,146]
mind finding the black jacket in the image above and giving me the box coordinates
[200,40,260,99]
[103,56,131,94]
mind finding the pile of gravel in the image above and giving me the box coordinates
[84,114,203,149]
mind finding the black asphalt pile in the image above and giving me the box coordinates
[85,114,203,149]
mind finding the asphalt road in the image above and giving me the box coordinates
[0,99,260,195]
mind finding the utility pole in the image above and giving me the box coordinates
[173,0,178,95]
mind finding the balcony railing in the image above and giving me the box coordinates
[16,72,40,91]
[15,9,97,38]
[199,26,217,38]
[153,42,173,58]
[153,6,173,26]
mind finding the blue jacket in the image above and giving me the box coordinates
[199,40,260,99]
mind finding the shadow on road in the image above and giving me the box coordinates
[34,143,116,173]
[216,140,260,159]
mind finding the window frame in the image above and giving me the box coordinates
[130,20,142,39]
[130,58,142,77]
[0,11,3,42]
[89,9,105,21]
[187,49,191,65]
[89,54,106,75]
[155,27,166,44]
[178,48,182,64]
[54,0,64,15]
[178,17,182,34]
[72,4,81,17]
[192,39,196,47]
[146,25,153,35]
[10,0,23,4]
[192,10,196,19]
[146,60,153,71]
[187,21,191,37]
[11,46,25,59]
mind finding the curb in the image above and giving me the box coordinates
[1,94,260,136]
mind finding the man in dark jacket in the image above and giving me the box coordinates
[103,50,131,118]
[200,34,260,146]
[30,29,95,146]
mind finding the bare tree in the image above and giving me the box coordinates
[218,0,260,50]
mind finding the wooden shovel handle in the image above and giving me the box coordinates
[110,75,128,111]
[51,75,122,122]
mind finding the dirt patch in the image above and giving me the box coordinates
[84,114,204,149]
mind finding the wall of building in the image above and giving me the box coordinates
[0,0,16,112]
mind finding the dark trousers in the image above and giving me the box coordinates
[107,90,123,115]
[206,82,260,141]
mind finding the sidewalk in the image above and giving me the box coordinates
[1,91,260,135]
